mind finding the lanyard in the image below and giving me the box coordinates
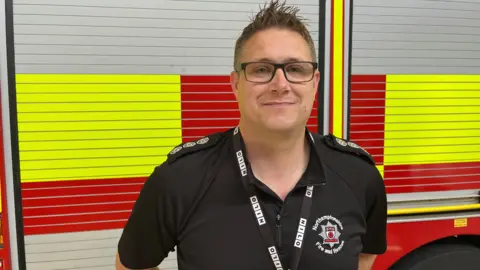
[232,127,314,270]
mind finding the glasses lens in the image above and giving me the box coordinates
[284,62,315,82]
[243,62,315,83]
[245,62,275,82]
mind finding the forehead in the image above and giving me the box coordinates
[241,28,313,62]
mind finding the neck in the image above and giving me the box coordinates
[239,121,310,199]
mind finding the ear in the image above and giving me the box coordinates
[313,69,321,96]
[230,70,240,100]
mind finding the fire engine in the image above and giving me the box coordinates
[0,0,479,269]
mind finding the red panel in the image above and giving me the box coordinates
[182,84,232,93]
[351,83,386,91]
[23,211,130,227]
[23,202,135,216]
[351,75,386,83]
[24,220,127,235]
[385,163,480,178]
[386,174,480,186]
[350,115,385,124]
[350,131,385,140]
[21,177,146,189]
[350,99,385,107]
[181,93,236,102]
[22,193,139,208]
[22,183,142,198]
[361,147,384,157]
[350,107,386,115]
[350,123,385,132]
[350,90,386,98]
[182,127,232,138]
[386,182,480,193]
[181,75,230,84]
[182,101,239,110]
[373,216,480,270]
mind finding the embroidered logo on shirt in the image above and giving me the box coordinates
[312,215,345,255]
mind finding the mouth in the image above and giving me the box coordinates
[262,101,296,106]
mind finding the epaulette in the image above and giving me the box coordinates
[166,133,221,164]
[323,134,375,166]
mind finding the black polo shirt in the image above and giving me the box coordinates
[118,127,387,270]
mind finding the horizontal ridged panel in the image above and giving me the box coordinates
[13,0,319,75]
[384,75,480,165]
[352,0,480,74]
[16,74,182,182]
[349,75,386,164]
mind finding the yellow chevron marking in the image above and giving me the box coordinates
[384,75,480,165]
[17,74,182,182]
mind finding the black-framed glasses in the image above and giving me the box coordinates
[239,61,318,83]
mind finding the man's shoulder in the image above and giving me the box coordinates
[313,133,376,167]
[311,132,382,189]
[165,130,230,166]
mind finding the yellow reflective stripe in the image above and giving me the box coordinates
[385,122,479,131]
[22,156,167,170]
[18,102,181,113]
[16,83,181,93]
[21,165,161,183]
[332,0,344,137]
[386,74,480,83]
[18,111,181,122]
[19,129,182,141]
[20,138,182,151]
[386,106,478,115]
[387,114,480,123]
[18,93,180,102]
[16,74,180,83]
[387,98,478,106]
[17,74,182,182]
[388,204,480,216]
[388,90,480,98]
[20,147,173,161]
[385,137,478,147]
[19,120,181,132]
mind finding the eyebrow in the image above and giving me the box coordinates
[254,57,305,62]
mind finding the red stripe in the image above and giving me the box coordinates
[350,99,385,107]
[24,221,127,235]
[385,175,480,186]
[385,164,480,178]
[181,75,230,84]
[349,139,384,148]
[22,183,142,198]
[23,201,135,217]
[350,107,386,115]
[21,177,146,189]
[351,75,386,83]
[384,162,480,172]
[350,123,385,132]
[182,127,231,138]
[350,115,385,124]
[349,131,385,140]
[22,193,139,208]
[182,84,232,93]
[182,101,239,110]
[23,210,131,227]
[182,93,236,102]
[350,90,386,98]
[386,182,480,194]
[351,83,386,91]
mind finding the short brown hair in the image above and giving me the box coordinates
[233,0,317,70]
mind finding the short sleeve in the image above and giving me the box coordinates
[361,169,387,254]
[118,165,177,269]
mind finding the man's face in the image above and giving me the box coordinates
[230,28,320,133]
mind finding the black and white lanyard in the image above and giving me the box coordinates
[232,127,314,270]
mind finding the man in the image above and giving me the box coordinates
[116,1,387,269]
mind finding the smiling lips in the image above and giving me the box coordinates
[262,101,296,107]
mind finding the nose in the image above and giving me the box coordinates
[271,67,289,89]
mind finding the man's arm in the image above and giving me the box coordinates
[116,252,160,270]
[358,253,376,270]
[116,165,177,269]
